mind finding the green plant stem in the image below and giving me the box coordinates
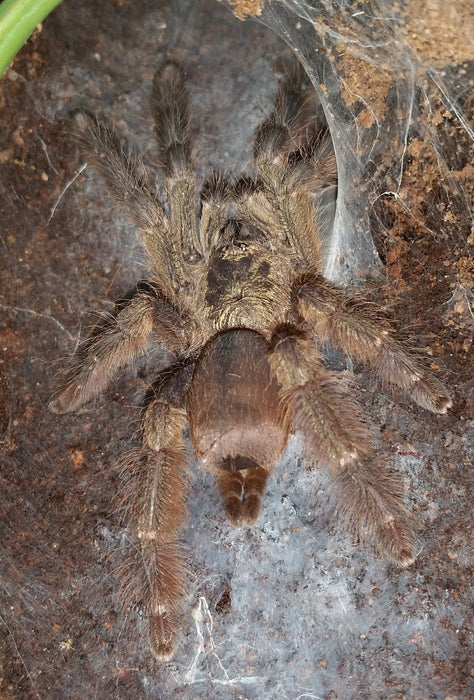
[0,0,63,77]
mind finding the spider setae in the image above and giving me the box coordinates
[51,62,451,659]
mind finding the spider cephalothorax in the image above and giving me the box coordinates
[51,62,451,659]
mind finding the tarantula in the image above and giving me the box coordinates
[50,62,451,659]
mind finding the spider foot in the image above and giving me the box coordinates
[333,456,420,567]
[410,372,452,414]
[377,517,419,568]
[150,606,175,662]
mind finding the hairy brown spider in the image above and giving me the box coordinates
[50,62,451,660]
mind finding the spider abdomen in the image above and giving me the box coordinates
[188,329,289,469]
[187,329,291,526]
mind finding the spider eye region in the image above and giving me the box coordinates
[205,248,253,308]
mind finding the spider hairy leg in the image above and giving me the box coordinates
[256,64,337,188]
[150,62,200,264]
[188,330,290,526]
[120,392,190,661]
[150,62,190,175]
[332,456,418,567]
[69,110,176,296]
[50,292,154,412]
[269,326,418,566]
[50,290,190,413]
[257,63,315,160]
[253,70,337,271]
[294,277,452,414]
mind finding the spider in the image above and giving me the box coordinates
[50,61,451,660]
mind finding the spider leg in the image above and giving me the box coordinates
[260,61,319,156]
[69,110,176,299]
[294,276,452,414]
[248,66,336,269]
[269,325,418,566]
[119,365,192,660]
[150,62,201,266]
[50,289,191,413]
